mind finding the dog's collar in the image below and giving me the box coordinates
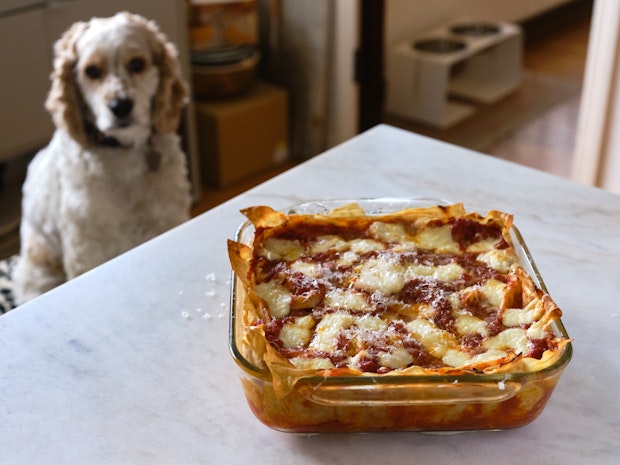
[84,121,125,148]
[96,134,123,148]
[83,121,161,172]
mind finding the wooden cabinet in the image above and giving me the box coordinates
[0,7,53,161]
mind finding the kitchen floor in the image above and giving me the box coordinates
[191,2,592,217]
[486,2,591,178]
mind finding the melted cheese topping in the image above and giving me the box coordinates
[356,257,406,295]
[309,311,355,352]
[254,281,291,318]
[415,225,459,253]
[324,288,370,311]
[246,207,561,374]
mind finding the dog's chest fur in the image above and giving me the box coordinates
[23,131,190,277]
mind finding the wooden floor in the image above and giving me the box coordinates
[191,3,592,216]
[486,2,592,178]
[190,161,299,216]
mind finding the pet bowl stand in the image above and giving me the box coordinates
[386,20,522,128]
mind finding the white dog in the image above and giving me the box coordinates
[13,12,192,304]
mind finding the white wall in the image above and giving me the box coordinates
[385,0,572,48]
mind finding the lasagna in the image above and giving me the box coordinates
[228,203,569,396]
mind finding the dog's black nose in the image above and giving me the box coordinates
[109,98,134,118]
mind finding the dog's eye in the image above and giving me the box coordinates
[127,57,146,74]
[84,65,102,79]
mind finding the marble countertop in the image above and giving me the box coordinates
[1,125,618,464]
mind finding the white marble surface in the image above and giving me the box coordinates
[1,125,619,464]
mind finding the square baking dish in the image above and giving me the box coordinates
[228,198,572,432]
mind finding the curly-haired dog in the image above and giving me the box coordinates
[13,12,192,304]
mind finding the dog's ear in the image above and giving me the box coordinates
[138,16,189,135]
[45,21,89,146]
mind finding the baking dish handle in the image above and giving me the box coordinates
[297,381,520,406]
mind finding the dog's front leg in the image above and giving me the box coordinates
[13,222,66,305]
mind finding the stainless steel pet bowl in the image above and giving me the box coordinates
[413,38,467,54]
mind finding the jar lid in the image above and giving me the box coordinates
[191,45,256,66]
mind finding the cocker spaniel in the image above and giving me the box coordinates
[13,12,192,304]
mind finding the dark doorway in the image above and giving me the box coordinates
[357,0,385,132]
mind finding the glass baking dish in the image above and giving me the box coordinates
[228,198,572,433]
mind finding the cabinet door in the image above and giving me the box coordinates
[0,8,53,161]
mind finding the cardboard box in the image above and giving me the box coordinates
[195,81,289,187]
